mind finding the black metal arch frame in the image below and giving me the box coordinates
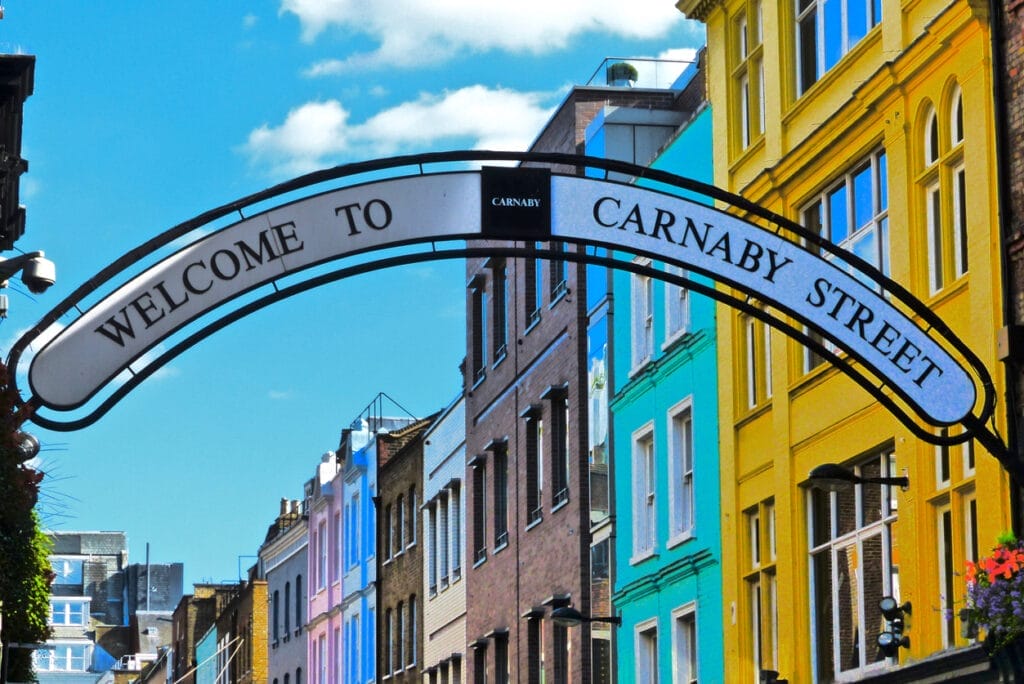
[6,151,1008,472]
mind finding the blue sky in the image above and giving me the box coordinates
[2,2,703,587]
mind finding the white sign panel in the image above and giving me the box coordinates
[551,176,975,425]
[29,173,481,408]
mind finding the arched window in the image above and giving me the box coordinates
[920,85,968,294]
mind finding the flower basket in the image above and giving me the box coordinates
[964,535,1024,655]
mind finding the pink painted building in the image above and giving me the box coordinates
[306,452,345,684]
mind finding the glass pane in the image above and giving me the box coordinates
[813,550,835,681]
[860,459,883,525]
[853,163,874,230]
[799,12,818,92]
[850,229,878,275]
[836,544,857,672]
[823,0,843,71]
[836,477,856,537]
[848,0,868,47]
[877,152,888,209]
[828,183,849,246]
[811,489,833,547]
[862,534,888,666]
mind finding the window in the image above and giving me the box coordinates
[34,644,90,672]
[525,408,544,525]
[802,149,889,277]
[491,259,509,361]
[493,445,509,547]
[273,590,280,641]
[664,264,690,342]
[452,484,463,576]
[740,311,772,409]
[808,450,897,680]
[428,503,438,594]
[796,0,881,95]
[553,623,569,684]
[550,241,568,299]
[384,609,393,675]
[631,266,655,370]
[525,247,542,327]
[474,645,487,684]
[746,501,778,682]
[408,596,417,667]
[733,0,764,150]
[549,390,570,507]
[495,634,510,684]
[318,634,327,684]
[396,601,405,672]
[668,399,694,543]
[473,462,488,564]
[920,87,968,294]
[285,581,291,635]
[408,486,418,546]
[295,575,303,630]
[636,621,659,684]
[672,606,697,684]
[51,558,83,585]
[527,618,542,684]
[318,520,328,589]
[397,494,406,552]
[632,425,656,559]
[471,278,488,382]
[932,428,977,648]
[49,599,89,626]
[384,504,393,561]
[440,492,451,580]
[333,511,341,582]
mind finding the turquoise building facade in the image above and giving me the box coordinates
[610,103,724,683]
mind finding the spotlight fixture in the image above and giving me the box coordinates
[760,669,789,684]
[876,596,911,657]
[14,431,39,461]
[807,463,909,492]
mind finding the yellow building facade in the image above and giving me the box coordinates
[674,0,1012,680]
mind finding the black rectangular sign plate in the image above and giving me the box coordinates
[481,166,551,239]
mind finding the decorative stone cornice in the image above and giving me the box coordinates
[675,0,722,23]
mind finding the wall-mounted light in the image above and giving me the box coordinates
[876,596,911,657]
[14,431,39,461]
[549,606,621,627]
[759,670,788,684]
[807,463,909,492]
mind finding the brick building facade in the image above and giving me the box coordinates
[376,417,432,682]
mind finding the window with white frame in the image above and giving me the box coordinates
[920,87,967,294]
[491,259,509,361]
[668,399,694,544]
[808,449,897,680]
[397,493,406,552]
[525,408,544,525]
[408,485,417,547]
[317,520,327,589]
[796,0,881,95]
[932,427,978,649]
[733,0,764,150]
[471,277,488,382]
[396,601,405,672]
[741,310,772,409]
[802,149,889,278]
[428,503,438,594]
[440,491,451,581]
[51,558,83,586]
[631,260,655,370]
[632,425,656,559]
[493,445,509,546]
[664,264,690,343]
[334,511,342,583]
[49,598,89,626]
[745,501,778,682]
[408,595,417,667]
[34,643,90,672]
[672,605,697,684]
[636,620,659,684]
[451,484,462,576]
[318,634,327,684]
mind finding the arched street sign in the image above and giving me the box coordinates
[7,152,999,457]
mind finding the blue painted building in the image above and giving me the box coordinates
[608,56,725,684]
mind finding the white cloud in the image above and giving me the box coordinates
[267,389,293,400]
[241,85,557,177]
[280,0,690,69]
[243,13,259,29]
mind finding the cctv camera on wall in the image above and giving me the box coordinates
[20,254,55,294]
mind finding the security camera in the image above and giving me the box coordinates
[21,255,56,294]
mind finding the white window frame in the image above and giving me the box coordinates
[49,597,90,626]
[631,422,657,562]
[631,258,655,372]
[667,397,695,547]
[635,618,660,684]
[663,264,690,345]
[671,603,698,684]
